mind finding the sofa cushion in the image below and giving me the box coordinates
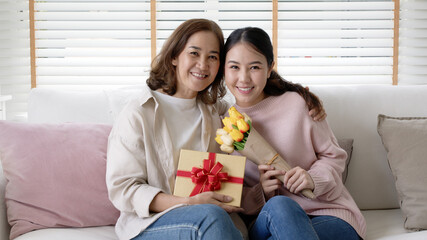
[104,85,144,122]
[337,138,353,183]
[0,121,119,239]
[377,114,427,231]
[362,209,409,239]
[14,226,117,240]
[28,88,113,124]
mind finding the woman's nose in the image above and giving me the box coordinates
[197,58,208,70]
[238,70,250,82]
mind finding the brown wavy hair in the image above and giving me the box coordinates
[224,27,322,111]
[147,19,226,104]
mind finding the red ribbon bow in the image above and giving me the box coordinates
[176,152,243,197]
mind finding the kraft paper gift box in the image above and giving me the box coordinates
[173,149,246,207]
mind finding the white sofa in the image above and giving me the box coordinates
[1,84,427,240]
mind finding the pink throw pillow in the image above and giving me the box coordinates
[0,121,119,239]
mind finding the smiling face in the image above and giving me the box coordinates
[225,42,273,108]
[171,31,220,99]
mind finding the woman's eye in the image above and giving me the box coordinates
[250,66,260,70]
[210,55,218,60]
[229,65,238,69]
[190,52,199,56]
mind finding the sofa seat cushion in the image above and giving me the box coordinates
[14,226,117,240]
[363,209,427,240]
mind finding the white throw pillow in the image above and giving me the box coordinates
[28,88,112,124]
[104,85,145,122]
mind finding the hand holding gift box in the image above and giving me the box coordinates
[173,149,246,207]
[216,107,315,199]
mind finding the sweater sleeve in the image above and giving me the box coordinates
[106,105,163,218]
[307,119,348,201]
[241,183,265,215]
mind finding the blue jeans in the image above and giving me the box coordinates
[249,196,360,240]
[132,204,243,240]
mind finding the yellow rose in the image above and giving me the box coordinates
[236,119,249,133]
[222,117,233,132]
[230,129,244,142]
[228,106,244,120]
[215,135,223,145]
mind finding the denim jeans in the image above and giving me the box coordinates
[132,204,243,240]
[249,196,360,240]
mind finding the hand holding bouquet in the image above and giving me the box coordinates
[216,107,315,199]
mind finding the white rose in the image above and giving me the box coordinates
[216,128,228,136]
[221,134,234,146]
[220,144,234,154]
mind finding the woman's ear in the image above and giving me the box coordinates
[268,61,275,78]
[172,57,178,66]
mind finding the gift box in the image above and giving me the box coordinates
[173,149,246,207]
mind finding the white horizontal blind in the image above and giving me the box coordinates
[0,0,30,120]
[156,0,272,53]
[398,0,427,84]
[4,0,426,121]
[34,0,151,91]
[277,0,395,85]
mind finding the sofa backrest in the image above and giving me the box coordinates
[309,85,427,210]
[3,84,427,213]
[27,88,114,124]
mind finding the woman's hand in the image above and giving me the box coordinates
[187,191,244,213]
[283,166,315,194]
[305,86,327,121]
[309,104,327,121]
[258,165,285,199]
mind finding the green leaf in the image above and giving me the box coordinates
[234,142,244,150]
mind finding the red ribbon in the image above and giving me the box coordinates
[176,152,244,196]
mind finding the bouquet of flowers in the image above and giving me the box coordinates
[215,107,315,199]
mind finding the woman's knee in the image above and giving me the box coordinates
[265,196,301,211]
[195,204,230,222]
[193,204,242,239]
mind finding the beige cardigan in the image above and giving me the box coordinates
[106,85,228,240]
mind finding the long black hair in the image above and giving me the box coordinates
[224,27,321,110]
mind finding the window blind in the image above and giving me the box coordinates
[277,0,395,85]
[1,0,427,121]
[30,0,398,89]
[156,0,273,51]
[0,0,30,120]
[34,0,151,91]
[399,0,427,84]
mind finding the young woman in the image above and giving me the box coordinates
[224,27,366,240]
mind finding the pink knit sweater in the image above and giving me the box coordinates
[235,92,366,239]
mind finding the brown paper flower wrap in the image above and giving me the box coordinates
[216,107,315,199]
